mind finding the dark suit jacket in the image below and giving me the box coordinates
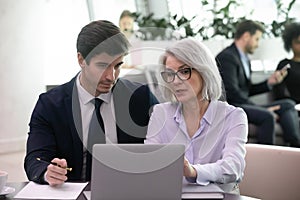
[216,43,270,106]
[24,76,158,183]
[273,59,300,104]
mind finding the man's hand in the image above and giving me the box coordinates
[268,65,289,86]
[184,157,197,178]
[45,158,68,186]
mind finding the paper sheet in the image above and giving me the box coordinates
[83,191,91,200]
[14,181,88,199]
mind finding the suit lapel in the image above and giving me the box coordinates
[64,76,84,173]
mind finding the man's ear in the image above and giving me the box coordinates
[77,52,86,68]
[242,32,251,41]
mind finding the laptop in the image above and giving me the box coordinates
[90,143,185,200]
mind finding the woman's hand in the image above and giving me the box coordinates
[183,157,197,178]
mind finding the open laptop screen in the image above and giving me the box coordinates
[91,143,185,200]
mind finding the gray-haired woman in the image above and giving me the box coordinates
[145,38,248,193]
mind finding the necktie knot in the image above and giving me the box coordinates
[93,98,103,109]
[92,98,104,125]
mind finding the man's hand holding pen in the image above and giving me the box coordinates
[41,158,70,186]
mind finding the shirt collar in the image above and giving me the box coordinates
[173,101,214,125]
[237,47,249,62]
[76,72,112,105]
[173,103,183,123]
[203,100,215,126]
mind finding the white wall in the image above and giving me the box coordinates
[0,0,90,153]
[0,0,46,153]
[124,38,290,72]
[43,0,90,85]
[249,37,292,71]
[92,0,137,26]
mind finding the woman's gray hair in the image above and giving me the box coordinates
[159,37,223,102]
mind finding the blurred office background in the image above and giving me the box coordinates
[0,0,299,182]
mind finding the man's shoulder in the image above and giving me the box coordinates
[116,78,149,93]
[152,102,178,116]
[154,102,176,109]
[39,77,75,103]
[216,44,240,68]
[117,78,142,87]
[216,43,237,58]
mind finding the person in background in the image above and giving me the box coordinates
[24,20,158,186]
[216,20,300,147]
[119,10,135,40]
[145,38,248,193]
[273,22,300,105]
[118,10,139,69]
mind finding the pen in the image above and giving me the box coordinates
[36,157,72,171]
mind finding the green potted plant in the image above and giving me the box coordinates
[266,0,296,37]
[132,12,174,40]
[132,0,297,40]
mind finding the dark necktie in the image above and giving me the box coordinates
[86,98,105,181]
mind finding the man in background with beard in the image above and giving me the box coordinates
[216,20,300,147]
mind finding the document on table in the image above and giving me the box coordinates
[14,181,88,199]
[83,191,91,200]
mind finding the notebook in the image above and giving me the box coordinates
[181,181,224,199]
[90,143,185,200]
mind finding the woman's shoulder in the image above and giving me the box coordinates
[277,59,290,70]
[153,102,178,110]
[213,100,246,116]
[150,102,179,121]
[212,101,247,128]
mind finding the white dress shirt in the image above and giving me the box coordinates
[237,48,251,79]
[76,73,118,146]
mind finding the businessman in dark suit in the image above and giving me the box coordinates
[24,20,159,185]
[216,20,300,146]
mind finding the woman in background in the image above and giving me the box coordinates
[119,10,135,39]
[145,38,248,193]
[274,22,300,105]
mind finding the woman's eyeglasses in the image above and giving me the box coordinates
[161,67,193,83]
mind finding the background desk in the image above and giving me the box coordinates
[4,182,259,200]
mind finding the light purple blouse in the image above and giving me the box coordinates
[145,100,248,185]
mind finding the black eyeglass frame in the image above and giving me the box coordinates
[160,65,194,83]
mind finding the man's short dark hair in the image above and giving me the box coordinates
[76,20,130,64]
[234,20,265,40]
[282,22,300,52]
